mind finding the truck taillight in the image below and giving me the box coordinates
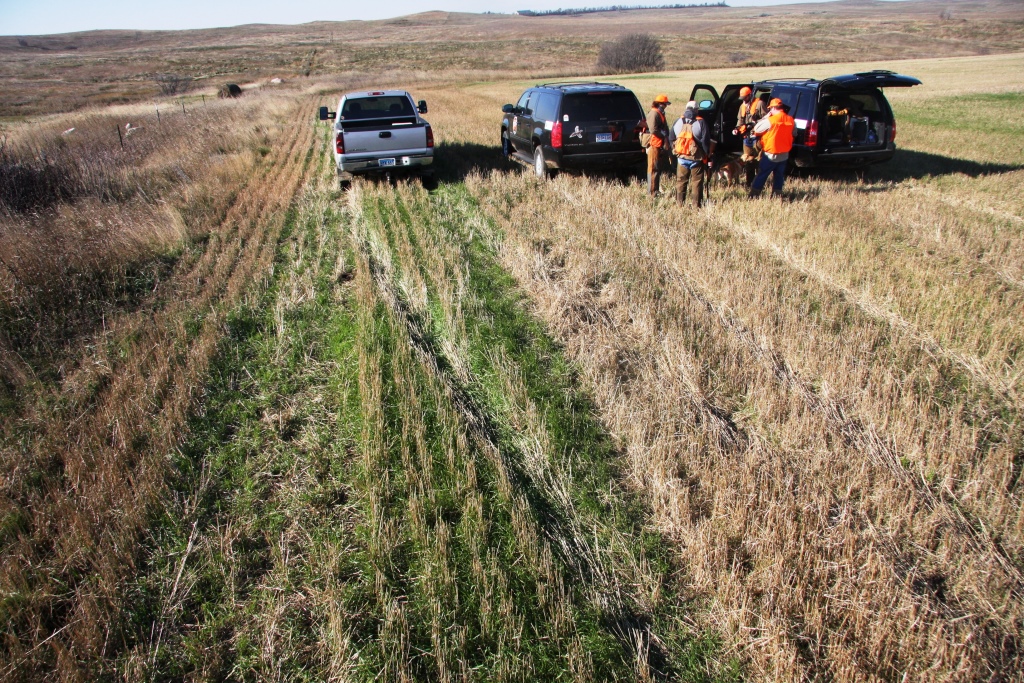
[889,120,897,143]
[551,121,562,149]
[426,126,434,148]
[335,131,345,154]
[805,120,818,147]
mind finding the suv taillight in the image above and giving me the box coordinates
[426,126,434,148]
[335,131,345,155]
[551,121,562,149]
[805,120,818,147]
[889,120,897,143]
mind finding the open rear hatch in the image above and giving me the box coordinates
[821,71,922,90]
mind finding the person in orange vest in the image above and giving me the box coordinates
[645,94,671,197]
[672,101,714,208]
[749,97,795,198]
[733,86,767,185]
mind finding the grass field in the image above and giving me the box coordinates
[1,12,1023,682]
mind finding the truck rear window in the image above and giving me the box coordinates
[562,93,643,122]
[342,96,414,120]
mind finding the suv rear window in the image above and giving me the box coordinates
[562,92,642,122]
[342,96,414,120]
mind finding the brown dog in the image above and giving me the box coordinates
[712,158,744,186]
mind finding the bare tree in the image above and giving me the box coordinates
[597,33,665,74]
[154,74,194,96]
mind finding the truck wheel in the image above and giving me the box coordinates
[421,172,438,191]
[339,178,351,191]
[533,146,550,180]
[501,130,512,159]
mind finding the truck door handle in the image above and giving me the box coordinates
[379,131,392,138]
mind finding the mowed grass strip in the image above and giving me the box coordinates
[123,147,733,678]
[349,178,738,681]
[119,156,366,679]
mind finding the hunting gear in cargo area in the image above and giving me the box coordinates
[643,94,671,197]
[734,86,767,185]
[671,101,714,209]
[749,97,795,198]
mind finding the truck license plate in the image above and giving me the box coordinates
[378,158,397,167]
[595,133,613,143]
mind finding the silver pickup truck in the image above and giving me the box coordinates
[318,90,435,188]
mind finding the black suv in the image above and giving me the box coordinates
[691,70,921,168]
[501,82,646,178]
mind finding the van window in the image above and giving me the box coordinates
[562,92,643,122]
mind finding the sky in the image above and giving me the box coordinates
[0,0,834,36]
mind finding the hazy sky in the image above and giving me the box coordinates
[1,0,832,36]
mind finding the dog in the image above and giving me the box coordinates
[712,157,744,186]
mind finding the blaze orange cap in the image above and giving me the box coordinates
[769,97,784,109]
[653,94,671,104]
[739,86,752,97]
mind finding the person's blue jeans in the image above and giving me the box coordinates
[750,155,787,196]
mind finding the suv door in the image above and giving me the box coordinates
[690,83,750,156]
[510,90,534,155]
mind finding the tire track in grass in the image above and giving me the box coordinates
[348,179,737,681]
[124,142,369,679]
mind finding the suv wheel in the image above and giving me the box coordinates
[501,130,512,158]
[533,146,549,179]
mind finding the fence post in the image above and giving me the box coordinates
[156,107,161,124]
[117,125,124,149]
[181,100,186,115]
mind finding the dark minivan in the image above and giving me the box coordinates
[691,70,921,168]
[501,82,646,178]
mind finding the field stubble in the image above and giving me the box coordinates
[0,88,316,677]
[419,52,1024,679]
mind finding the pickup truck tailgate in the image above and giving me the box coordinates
[341,118,428,155]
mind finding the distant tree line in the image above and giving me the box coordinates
[517,3,727,16]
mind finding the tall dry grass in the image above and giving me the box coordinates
[0,94,292,372]
[415,53,1024,680]
[0,90,316,678]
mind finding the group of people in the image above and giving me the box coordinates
[643,89,795,207]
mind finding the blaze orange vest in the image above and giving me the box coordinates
[648,109,667,148]
[761,111,795,155]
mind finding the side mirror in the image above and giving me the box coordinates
[698,99,714,110]
[502,104,515,114]
[318,106,336,121]
[417,100,428,114]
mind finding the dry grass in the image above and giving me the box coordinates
[3,16,1024,678]
[0,87,315,677]
[413,52,1024,680]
